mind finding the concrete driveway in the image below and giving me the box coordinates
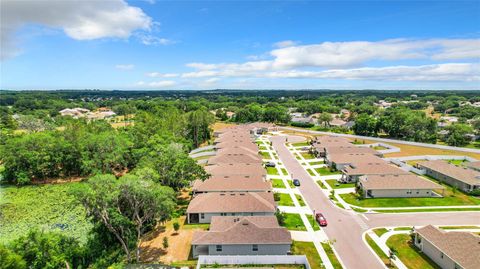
[270,134,480,269]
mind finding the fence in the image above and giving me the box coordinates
[196,255,311,269]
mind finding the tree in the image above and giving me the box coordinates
[353,114,378,136]
[162,237,169,250]
[444,123,474,147]
[318,113,333,127]
[74,174,176,262]
[275,209,285,226]
[0,245,26,269]
[173,222,180,234]
[186,108,215,147]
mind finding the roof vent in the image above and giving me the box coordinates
[220,193,225,196]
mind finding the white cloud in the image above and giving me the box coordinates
[136,33,175,46]
[115,64,135,70]
[273,40,298,48]
[204,78,220,83]
[1,0,152,60]
[146,72,179,78]
[136,80,176,88]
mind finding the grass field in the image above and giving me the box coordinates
[282,213,307,231]
[340,191,480,208]
[386,234,440,269]
[0,183,92,245]
[267,167,279,175]
[277,193,295,206]
[272,178,286,188]
[315,167,341,176]
[326,179,355,189]
[365,234,397,269]
[321,243,343,269]
[291,241,323,269]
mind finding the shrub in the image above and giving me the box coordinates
[290,122,314,128]
[273,192,281,201]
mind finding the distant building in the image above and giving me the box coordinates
[414,225,480,269]
[191,216,291,257]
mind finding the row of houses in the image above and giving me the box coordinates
[311,136,444,198]
[417,160,480,193]
[59,107,116,120]
[187,123,292,258]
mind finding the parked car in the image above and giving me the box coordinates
[293,179,301,186]
[316,213,327,226]
[265,162,276,167]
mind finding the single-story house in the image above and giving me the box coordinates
[358,174,444,198]
[341,162,409,183]
[418,160,480,192]
[325,145,382,158]
[414,225,480,269]
[205,163,267,179]
[186,192,276,223]
[311,136,352,157]
[326,153,384,170]
[191,216,291,257]
[192,175,272,194]
[208,153,262,165]
[467,161,480,172]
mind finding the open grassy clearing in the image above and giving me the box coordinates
[326,179,355,189]
[0,183,92,245]
[314,167,341,176]
[272,178,286,188]
[365,234,397,269]
[291,241,323,269]
[277,193,295,206]
[296,194,306,206]
[282,213,307,231]
[267,167,279,175]
[321,243,343,269]
[386,234,441,269]
[373,228,389,237]
[340,189,480,207]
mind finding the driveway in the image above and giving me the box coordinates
[270,134,480,269]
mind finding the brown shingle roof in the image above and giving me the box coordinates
[344,162,409,176]
[192,216,291,245]
[215,145,259,156]
[418,160,480,186]
[359,174,443,190]
[326,146,380,156]
[467,161,480,171]
[205,163,266,177]
[208,153,262,165]
[187,192,276,213]
[416,225,480,269]
[192,175,271,193]
[328,153,383,165]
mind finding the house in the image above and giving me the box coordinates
[414,225,480,269]
[311,136,352,157]
[467,161,480,172]
[341,162,409,182]
[329,118,347,127]
[186,192,276,223]
[326,153,384,170]
[205,163,267,179]
[208,153,262,165]
[192,175,271,194]
[59,108,90,118]
[418,160,480,192]
[191,216,291,257]
[358,174,444,198]
[325,145,382,159]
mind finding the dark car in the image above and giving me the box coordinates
[293,179,301,186]
[316,213,328,226]
[265,162,276,167]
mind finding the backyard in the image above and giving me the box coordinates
[291,241,323,269]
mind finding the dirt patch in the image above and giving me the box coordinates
[212,122,236,132]
[140,216,202,264]
[31,176,85,185]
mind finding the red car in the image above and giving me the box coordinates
[316,213,328,226]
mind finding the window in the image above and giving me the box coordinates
[216,245,222,252]
[252,244,258,251]
[440,252,444,259]
[220,213,227,216]
[201,213,204,219]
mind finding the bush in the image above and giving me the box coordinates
[290,122,314,128]
[275,209,285,226]
[469,189,480,196]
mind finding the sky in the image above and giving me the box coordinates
[1,0,479,90]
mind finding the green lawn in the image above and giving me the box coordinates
[326,179,355,189]
[321,243,343,269]
[314,167,341,176]
[305,215,320,231]
[272,178,286,188]
[393,227,413,231]
[376,207,480,213]
[287,180,296,188]
[281,168,289,176]
[291,241,323,269]
[301,152,315,160]
[259,145,268,151]
[309,161,324,165]
[277,193,295,206]
[317,180,327,189]
[340,190,480,208]
[296,194,306,206]
[439,225,480,230]
[0,183,92,245]
[292,142,310,147]
[307,169,315,176]
[282,213,307,231]
[267,167,279,175]
[373,146,388,150]
[447,159,469,166]
[365,234,396,269]
[386,234,440,269]
[373,228,389,237]
[260,151,271,159]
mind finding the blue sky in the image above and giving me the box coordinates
[1,0,479,90]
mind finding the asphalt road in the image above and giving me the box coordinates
[270,135,480,269]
